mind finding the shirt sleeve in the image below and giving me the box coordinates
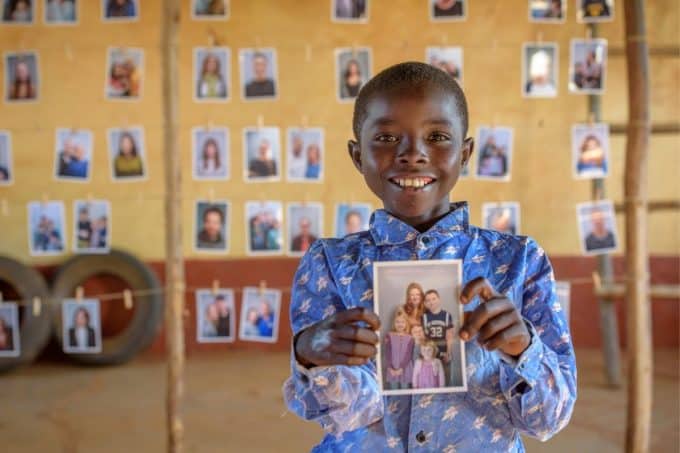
[281,240,384,437]
[498,238,577,441]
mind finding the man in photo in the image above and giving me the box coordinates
[344,210,363,235]
[249,209,281,251]
[334,0,366,19]
[68,306,96,349]
[202,294,231,338]
[432,0,464,18]
[245,52,275,98]
[197,204,226,249]
[487,207,517,235]
[248,137,277,178]
[291,216,318,253]
[32,213,64,253]
[90,215,109,249]
[421,290,454,365]
[584,209,615,252]
[57,134,89,179]
[288,133,307,179]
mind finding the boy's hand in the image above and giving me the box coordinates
[459,277,530,358]
[294,307,381,368]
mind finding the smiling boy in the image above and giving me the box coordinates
[284,62,576,452]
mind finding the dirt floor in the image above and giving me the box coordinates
[1,348,678,452]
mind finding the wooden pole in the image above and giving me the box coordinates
[161,1,185,452]
[623,1,652,452]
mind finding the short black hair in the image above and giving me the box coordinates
[425,289,440,298]
[352,61,469,140]
[203,206,224,223]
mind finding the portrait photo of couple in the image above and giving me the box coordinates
[196,289,235,343]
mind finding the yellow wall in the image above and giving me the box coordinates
[0,0,678,264]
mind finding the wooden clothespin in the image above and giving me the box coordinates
[123,289,133,310]
[256,114,264,130]
[32,297,41,316]
[258,280,267,296]
[76,286,84,302]
[212,279,220,295]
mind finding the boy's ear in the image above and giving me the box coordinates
[461,137,474,167]
[347,139,363,173]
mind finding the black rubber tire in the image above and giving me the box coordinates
[50,249,163,366]
[0,256,52,373]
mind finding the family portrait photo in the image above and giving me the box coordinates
[576,0,613,23]
[239,48,278,100]
[102,0,138,21]
[569,38,608,94]
[194,47,230,102]
[195,289,235,343]
[475,126,513,181]
[287,202,322,256]
[2,0,33,23]
[571,122,610,179]
[430,0,466,21]
[4,51,39,102]
[0,131,12,185]
[374,260,466,396]
[426,46,463,85]
[0,303,20,357]
[73,200,111,254]
[522,42,558,98]
[62,299,102,354]
[331,0,367,22]
[194,200,229,253]
[108,127,147,181]
[245,201,282,255]
[555,281,571,323]
[27,201,66,256]
[191,0,228,19]
[193,127,229,180]
[239,287,281,343]
[482,202,520,235]
[54,128,93,182]
[243,127,281,182]
[286,128,324,182]
[335,47,371,102]
[45,0,78,24]
[529,0,565,22]
[334,203,371,237]
[106,47,143,99]
[576,200,618,255]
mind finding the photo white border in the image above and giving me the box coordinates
[104,46,145,102]
[575,199,619,256]
[329,0,369,24]
[238,286,281,344]
[193,199,231,255]
[238,47,279,102]
[192,46,231,104]
[425,46,464,87]
[286,201,324,257]
[106,126,149,183]
[474,126,513,182]
[481,201,521,235]
[521,42,559,99]
[334,46,373,104]
[72,199,112,254]
[190,0,230,21]
[528,0,567,24]
[576,0,614,23]
[571,122,610,180]
[195,288,236,343]
[568,38,608,95]
[101,0,140,22]
[4,50,40,104]
[191,126,231,181]
[374,259,467,396]
[242,126,282,183]
[244,201,284,257]
[0,0,36,25]
[0,130,14,186]
[429,0,467,22]
[44,0,80,26]
[285,127,325,184]
[27,200,67,257]
[53,128,94,184]
[0,302,21,357]
[62,298,103,354]
[333,202,372,237]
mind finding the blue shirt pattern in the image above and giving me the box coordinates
[283,202,577,452]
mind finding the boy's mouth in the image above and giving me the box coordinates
[388,176,436,190]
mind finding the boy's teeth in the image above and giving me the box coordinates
[396,178,431,188]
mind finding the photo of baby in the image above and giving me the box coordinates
[374,260,466,395]
[54,128,93,182]
[194,47,230,102]
[334,203,371,238]
[4,51,39,102]
[193,127,229,180]
[0,303,20,357]
[106,47,143,100]
[239,287,281,343]
[73,200,111,254]
[426,46,463,86]
[195,289,235,343]
[286,128,324,182]
[572,122,610,179]
[27,201,66,256]
[0,131,13,185]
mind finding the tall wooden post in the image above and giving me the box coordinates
[623,1,652,452]
[161,1,185,452]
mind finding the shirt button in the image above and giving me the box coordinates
[421,236,430,245]
[415,430,426,443]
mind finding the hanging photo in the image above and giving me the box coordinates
[102,0,138,21]
[529,0,566,23]
[191,0,228,20]
[4,51,39,102]
[62,299,102,354]
[576,200,618,255]
[522,42,558,98]
[106,47,143,100]
[0,131,13,185]
[571,122,610,179]
[0,303,20,357]
[107,127,147,181]
[475,126,513,181]
[194,200,229,253]
[192,127,229,180]
[243,127,281,182]
[54,128,93,182]
[374,260,467,395]
[576,0,613,23]
[287,202,323,256]
[335,47,371,102]
[569,38,607,95]
[45,0,78,24]
[334,203,371,237]
[482,202,520,235]
[430,0,466,21]
[245,201,283,256]
[73,200,111,254]
[239,48,278,100]
[1,0,34,23]
[426,46,463,85]
[27,201,66,256]
[195,289,235,343]
[331,0,368,23]
[194,47,230,102]
[239,286,281,343]
[286,127,324,182]
[555,281,571,323]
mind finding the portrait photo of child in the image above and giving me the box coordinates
[331,0,368,23]
[245,201,283,256]
[106,47,143,100]
[27,201,66,256]
[243,127,281,182]
[191,0,228,20]
[482,202,520,235]
[334,203,371,238]
[335,47,371,102]
[194,47,230,102]
[569,38,608,95]
[102,0,138,21]
[0,303,20,357]
[194,200,229,253]
[571,122,610,179]
[475,126,513,181]
[426,46,463,86]
[107,127,147,181]
[374,260,466,396]
[0,131,13,185]
[576,0,613,23]
[430,0,466,21]
[576,200,619,255]
[73,200,111,254]
[1,0,33,23]
[522,42,558,98]
[192,127,229,181]
[555,281,571,323]
[195,289,235,343]
[54,128,93,182]
[287,202,323,257]
[239,48,278,100]
[45,0,78,24]
[4,51,39,102]
[239,287,281,343]
[529,0,565,23]
[286,127,324,182]
[62,299,102,354]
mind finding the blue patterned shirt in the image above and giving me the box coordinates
[283,202,576,452]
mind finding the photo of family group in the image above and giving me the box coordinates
[522,43,558,98]
[569,38,607,94]
[239,287,281,343]
[335,47,371,102]
[245,201,282,255]
[4,51,39,102]
[106,47,143,100]
[73,200,110,254]
[194,47,230,102]
[332,0,367,22]
[374,260,466,395]
[529,0,565,22]
[0,131,12,185]
[194,200,229,253]
[102,0,138,21]
[195,289,235,343]
[61,298,103,354]
[54,128,93,182]
[334,203,371,237]
[0,303,20,357]
[426,46,463,86]
[239,48,277,100]
[475,126,513,181]
[430,0,466,21]
[191,0,228,20]
[576,0,613,23]
[576,200,618,255]
[45,0,78,24]
[193,127,229,180]
[27,201,66,256]
[287,203,322,256]
[244,127,280,182]
[482,202,520,235]
[107,127,147,181]
[571,122,610,179]
[555,281,571,323]
[286,128,324,182]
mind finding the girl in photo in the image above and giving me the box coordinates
[410,323,426,365]
[577,134,607,174]
[401,282,425,329]
[383,311,414,390]
[3,0,32,22]
[8,58,36,100]
[243,307,260,337]
[113,131,144,178]
[197,53,227,99]
[412,340,446,389]
[105,0,135,18]
[197,138,223,177]
[341,59,363,99]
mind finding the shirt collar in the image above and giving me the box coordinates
[369,201,470,246]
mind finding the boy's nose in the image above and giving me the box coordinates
[397,138,429,165]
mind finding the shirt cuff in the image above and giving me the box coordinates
[498,319,544,398]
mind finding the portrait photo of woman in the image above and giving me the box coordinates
[194,47,230,101]
[108,127,146,181]
[5,52,39,102]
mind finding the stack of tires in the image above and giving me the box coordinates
[0,250,163,373]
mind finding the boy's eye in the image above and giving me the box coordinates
[374,134,399,143]
[428,132,451,142]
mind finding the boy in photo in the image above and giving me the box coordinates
[285,62,575,450]
[421,289,453,365]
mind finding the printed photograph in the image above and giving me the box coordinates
[239,48,278,100]
[576,200,618,255]
[243,127,281,182]
[576,0,613,23]
[571,122,610,179]
[195,289,235,343]
[335,47,371,102]
[4,51,39,102]
[193,127,229,180]
[522,42,558,98]
[331,0,367,22]
[54,128,93,182]
[194,200,229,253]
[555,281,571,323]
[191,0,228,19]
[286,128,324,182]
[108,127,147,181]
[239,287,281,343]
[106,47,143,99]
[482,202,520,235]
[430,0,466,21]
[475,126,513,181]
[194,47,230,102]
[426,46,463,86]
[529,0,565,22]
[245,201,283,256]
[27,201,66,256]
[2,0,34,23]
[569,38,607,94]
[62,299,102,354]
[0,131,13,185]
[102,0,138,21]
[334,203,371,237]
[374,260,466,395]
[73,200,111,254]
[0,303,20,357]
[45,0,78,24]
[287,202,323,256]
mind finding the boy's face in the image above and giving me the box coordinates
[425,292,441,312]
[348,85,473,228]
